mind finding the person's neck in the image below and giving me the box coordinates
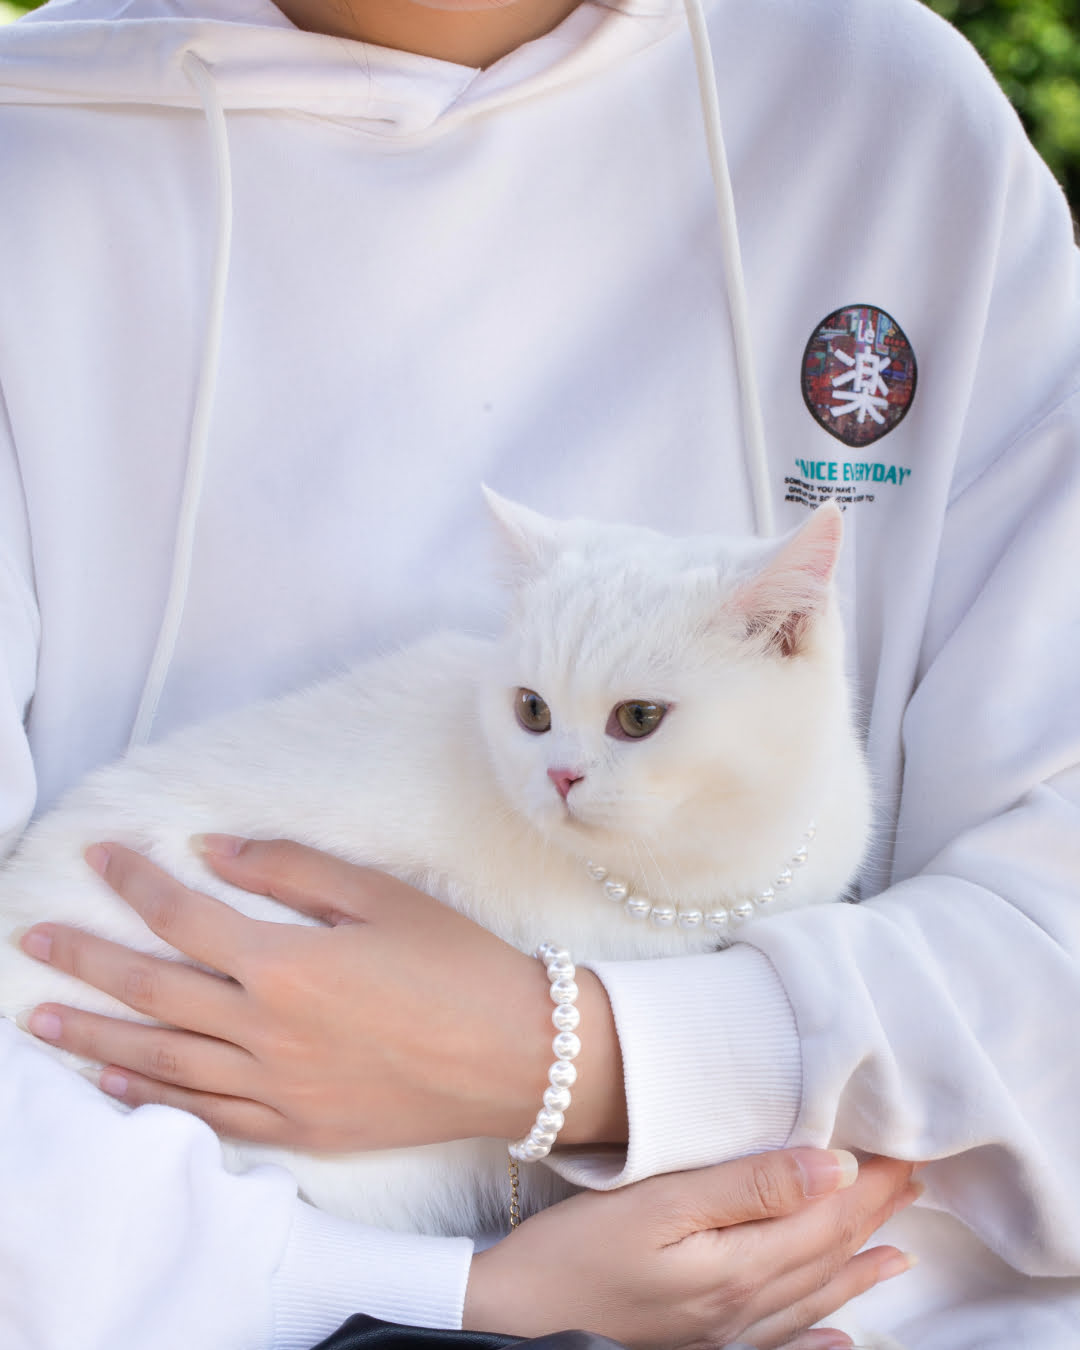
[274,0,582,68]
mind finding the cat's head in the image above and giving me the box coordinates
[476,491,861,890]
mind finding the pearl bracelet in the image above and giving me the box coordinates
[508,941,581,1163]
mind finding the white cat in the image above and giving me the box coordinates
[0,490,870,1239]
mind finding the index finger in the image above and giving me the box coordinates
[192,835,384,924]
[84,843,261,977]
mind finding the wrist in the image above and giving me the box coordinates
[556,967,627,1146]
[499,950,559,1140]
[501,952,627,1148]
[461,1248,504,1335]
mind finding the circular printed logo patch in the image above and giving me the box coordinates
[801,305,917,447]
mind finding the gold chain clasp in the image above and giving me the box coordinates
[507,1153,522,1229]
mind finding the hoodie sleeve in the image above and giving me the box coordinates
[551,30,1080,1282]
[0,1020,473,1349]
[0,386,40,859]
[0,406,474,1350]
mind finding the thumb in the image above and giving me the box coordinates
[650,1147,860,1237]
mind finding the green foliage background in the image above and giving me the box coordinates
[927,0,1080,209]
[1,0,1078,207]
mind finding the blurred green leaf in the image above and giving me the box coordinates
[926,0,1080,206]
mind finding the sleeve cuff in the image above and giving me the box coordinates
[548,944,802,1189]
[272,1202,475,1350]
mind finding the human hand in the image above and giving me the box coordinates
[19,838,627,1150]
[465,1148,918,1350]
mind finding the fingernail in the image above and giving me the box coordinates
[100,1071,129,1099]
[879,1251,918,1281]
[20,927,54,963]
[770,1333,852,1350]
[25,1009,63,1041]
[84,843,111,876]
[795,1148,859,1196]
[191,833,244,857]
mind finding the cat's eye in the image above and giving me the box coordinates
[607,700,667,740]
[515,688,552,734]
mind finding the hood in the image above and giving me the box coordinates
[0,0,772,744]
[0,0,686,133]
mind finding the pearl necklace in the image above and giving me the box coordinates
[584,824,816,933]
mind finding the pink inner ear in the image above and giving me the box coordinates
[730,504,843,655]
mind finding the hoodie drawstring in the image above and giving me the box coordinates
[129,14,765,747]
[128,50,234,749]
[682,0,774,539]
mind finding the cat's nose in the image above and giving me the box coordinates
[547,767,584,800]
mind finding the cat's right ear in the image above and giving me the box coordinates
[728,503,844,657]
[481,486,562,579]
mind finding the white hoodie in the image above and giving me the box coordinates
[1,0,1079,1345]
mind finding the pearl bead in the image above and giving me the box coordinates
[549,1059,578,1088]
[543,1085,572,1112]
[552,1031,581,1060]
[512,942,581,1169]
[580,819,815,941]
[536,1107,565,1133]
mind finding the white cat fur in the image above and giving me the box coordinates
[0,492,870,1239]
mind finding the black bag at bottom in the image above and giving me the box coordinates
[311,1316,629,1350]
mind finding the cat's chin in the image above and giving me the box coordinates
[522,801,596,849]
[534,809,595,847]
[539,810,651,865]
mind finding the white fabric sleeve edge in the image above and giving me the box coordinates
[546,943,801,1189]
[272,1202,474,1349]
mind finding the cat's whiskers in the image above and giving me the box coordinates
[635,835,676,909]
[568,782,654,828]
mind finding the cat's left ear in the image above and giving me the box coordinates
[482,485,562,579]
[729,504,843,657]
